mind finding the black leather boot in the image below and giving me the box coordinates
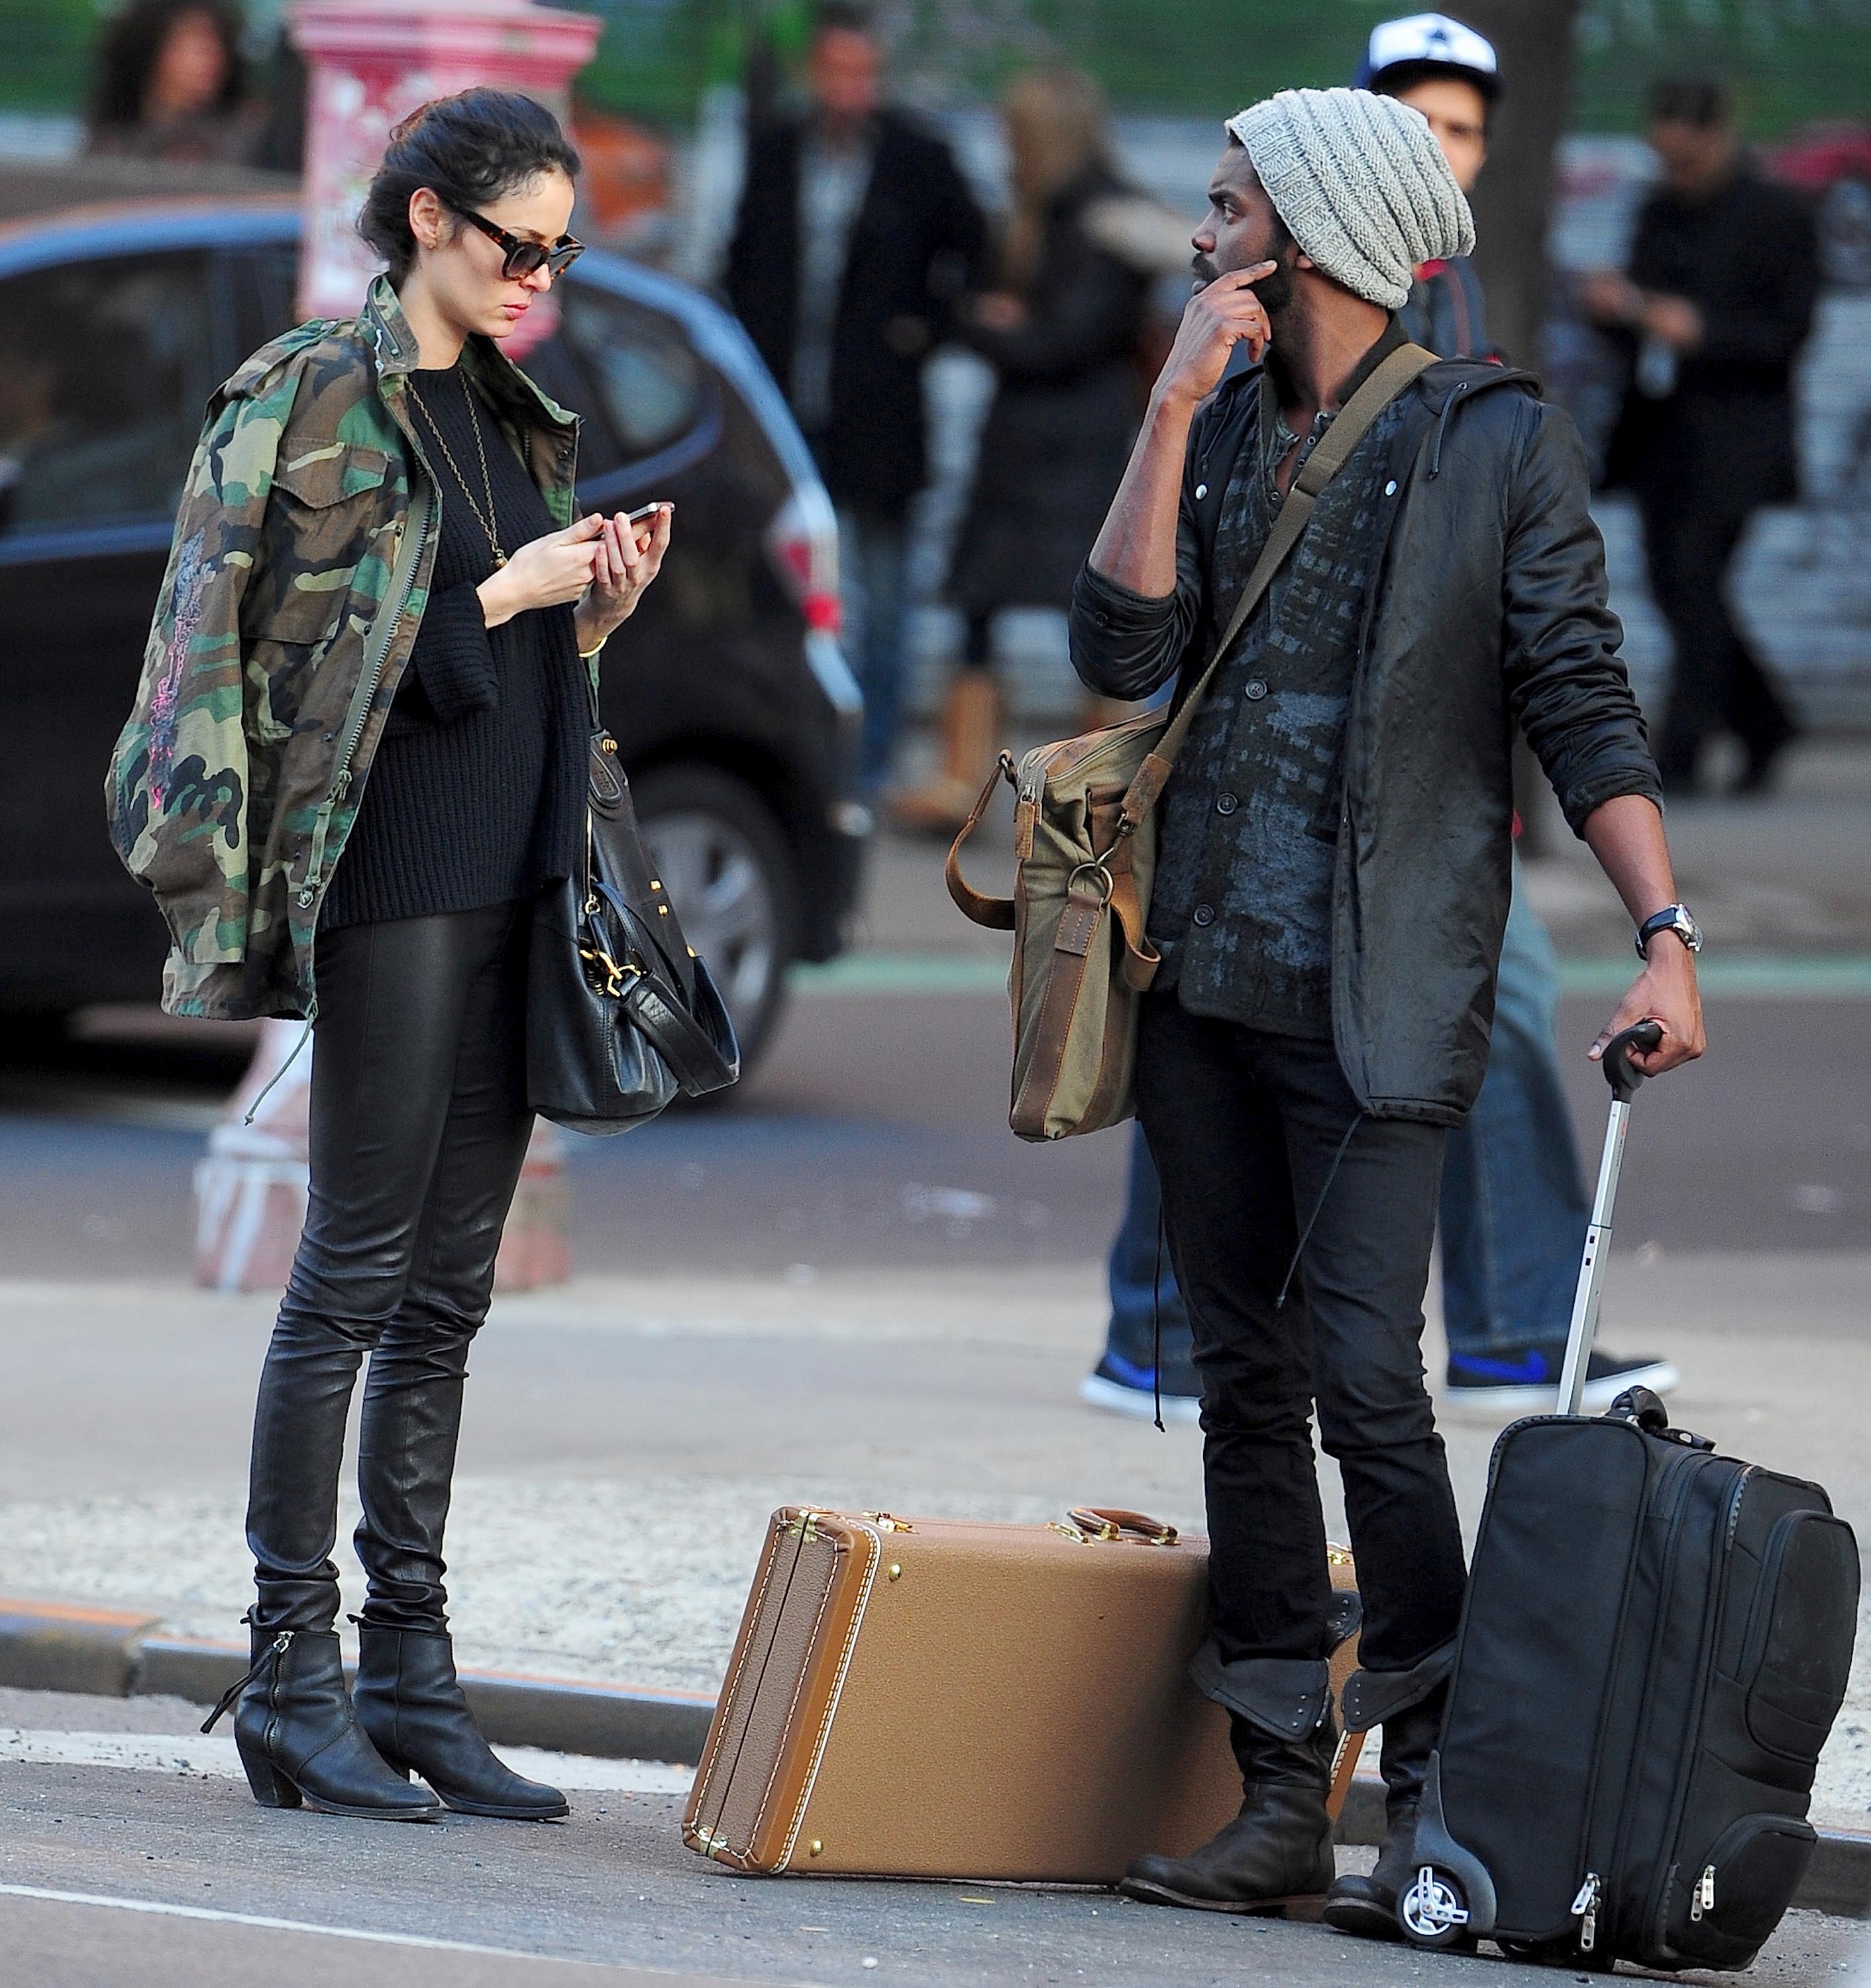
[1120,1712,1336,1914]
[204,1626,441,1820]
[354,1626,568,1820]
[1324,1680,1448,1940]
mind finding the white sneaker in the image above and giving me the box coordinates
[1081,1357,1202,1426]
[1442,1344,1680,1421]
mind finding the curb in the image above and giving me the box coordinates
[1,1600,1866,1916]
[0,1600,714,1766]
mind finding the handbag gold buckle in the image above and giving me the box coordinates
[578,941,642,999]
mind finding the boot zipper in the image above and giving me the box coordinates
[200,1631,291,1733]
[1572,1872,1602,1952]
[1691,1863,1715,1922]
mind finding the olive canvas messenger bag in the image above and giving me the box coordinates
[945,342,1437,1140]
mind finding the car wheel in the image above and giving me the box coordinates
[630,763,798,1079]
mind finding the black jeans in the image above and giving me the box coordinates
[1640,490,1794,781]
[246,901,535,1633]
[1136,996,1467,1678]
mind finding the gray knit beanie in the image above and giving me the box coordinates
[1225,86,1474,310]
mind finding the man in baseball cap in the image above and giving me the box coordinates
[1070,87,1703,1932]
[1362,12,1500,357]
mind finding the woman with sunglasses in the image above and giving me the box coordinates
[110,89,671,1823]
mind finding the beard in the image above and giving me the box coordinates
[1191,245,1295,315]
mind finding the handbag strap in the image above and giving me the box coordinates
[1111,341,1438,838]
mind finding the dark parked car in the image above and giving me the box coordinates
[0,186,865,1071]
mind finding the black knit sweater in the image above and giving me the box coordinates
[319,362,588,932]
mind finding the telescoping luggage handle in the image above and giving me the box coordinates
[1556,1019,1664,1417]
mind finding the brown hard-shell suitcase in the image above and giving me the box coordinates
[682,1505,1363,1882]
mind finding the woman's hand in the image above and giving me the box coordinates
[572,503,673,655]
[477,515,605,628]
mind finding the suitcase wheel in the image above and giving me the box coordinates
[1398,1865,1475,1950]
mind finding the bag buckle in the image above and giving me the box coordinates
[579,941,642,999]
[1067,860,1115,907]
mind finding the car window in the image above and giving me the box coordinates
[0,250,217,537]
[558,283,704,467]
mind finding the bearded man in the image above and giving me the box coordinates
[1069,87,1705,1937]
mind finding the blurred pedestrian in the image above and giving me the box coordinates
[1361,11,1501,360]
[1081,14,1678,1432]
[1071,84,1703,1933]
[86,0,260,165]
[1370,15,1680,1416]
[109,89,672,1824]
[893,66,1151,834]
[1585,78,1819,794]
[724,0,985,796]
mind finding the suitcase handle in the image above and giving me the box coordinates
[1601,1018,1665,1101]
[1062,1507,1179,1545]
[1605,1384,1716,1450]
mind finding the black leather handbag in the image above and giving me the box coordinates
[528,729,740,1135]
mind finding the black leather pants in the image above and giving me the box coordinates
[246,902,534,1634]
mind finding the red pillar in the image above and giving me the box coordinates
[292,0,601,331]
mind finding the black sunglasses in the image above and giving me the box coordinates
[454,206,584,281]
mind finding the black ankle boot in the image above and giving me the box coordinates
[353,1626,568,1820]
[1120,1713,1335,1914]
[205,1627,441,1821]
[1324,1682,1447,1940]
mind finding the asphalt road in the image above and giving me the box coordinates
[3,824,1868,1983]
[3,1765,1865,1988]
[1,981,1867,1284]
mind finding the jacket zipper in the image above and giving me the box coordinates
[296,475,435,911]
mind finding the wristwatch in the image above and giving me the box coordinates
[1635,903,1702,960]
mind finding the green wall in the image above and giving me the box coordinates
[9,0,1868,136]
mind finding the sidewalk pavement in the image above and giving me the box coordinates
[2,1250,1868,1832]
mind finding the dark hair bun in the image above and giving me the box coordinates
[359,87,580,283]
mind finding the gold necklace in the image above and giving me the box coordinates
[409,370,508,567]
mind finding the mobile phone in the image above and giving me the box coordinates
[625,502,667,525]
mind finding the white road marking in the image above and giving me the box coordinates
[0,1884,791,1981]
[0,1883,603,1960]
[0,1728,694,1793]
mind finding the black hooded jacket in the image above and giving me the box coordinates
[1069,356,1662,1126]
[723,110,986,518]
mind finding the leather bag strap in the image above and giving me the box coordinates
[1114,342,1438,838]
[945,753,1017,930]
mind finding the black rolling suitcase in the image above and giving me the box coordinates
[1401,1022,1860,1969]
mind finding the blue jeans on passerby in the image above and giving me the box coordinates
[1437,854,1592,1353]
[1102,1120,1198,1392]
[1100,855,1588,1379]
[838,506,912,795]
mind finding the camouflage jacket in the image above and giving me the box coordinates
[106,276,579,1020]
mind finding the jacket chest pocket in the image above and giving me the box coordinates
[249,444,396,648]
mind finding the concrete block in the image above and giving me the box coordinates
[0,1599,157,1696]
